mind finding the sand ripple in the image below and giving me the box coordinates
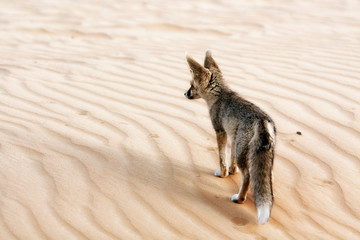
[1,0,360,239]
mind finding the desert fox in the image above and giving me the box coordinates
[184,50,276,225]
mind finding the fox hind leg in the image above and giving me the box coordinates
[214,131,229,178]
[231,168,250,203]
[231,141,250,203]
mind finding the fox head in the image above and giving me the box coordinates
[184,50,223,100]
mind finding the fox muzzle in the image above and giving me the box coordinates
[184,88,194,99]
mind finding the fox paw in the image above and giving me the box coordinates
[231,194,246,204]
[229,165,239,175]
[214,168,228,178]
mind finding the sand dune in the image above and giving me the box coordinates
[1,0,360,239]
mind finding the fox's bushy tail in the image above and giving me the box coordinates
[249,120,276,225]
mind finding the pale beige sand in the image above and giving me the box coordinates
[1,0,360,239]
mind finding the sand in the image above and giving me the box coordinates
[1,0,360,239]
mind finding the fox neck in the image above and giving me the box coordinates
[201,74,229,108]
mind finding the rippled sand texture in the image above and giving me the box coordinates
[1,0,360,239]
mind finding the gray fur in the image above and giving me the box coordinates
[184,50,276,225]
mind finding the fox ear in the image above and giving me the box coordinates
[186,54,210,81]
[204,49,221,72]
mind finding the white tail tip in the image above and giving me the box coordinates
[257,203,271,225]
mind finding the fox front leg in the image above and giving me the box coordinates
[214,131,229,178]
[229,139,239,175]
